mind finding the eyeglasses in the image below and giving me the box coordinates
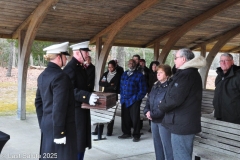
[174,56,182,60]
[219,60,232,63]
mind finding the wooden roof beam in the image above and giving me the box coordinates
[12,0,58,39]
[191,26,240,51]
[227,46,240,53]
[145,0,240,49]
[0,34,12,39]
[90,0,160,44]
[94,0,160,90]
[157,0,240,63]
[200,25,240,88]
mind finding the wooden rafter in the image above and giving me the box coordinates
[200,25,240,88]
[17,0,59,120]
[157,0,240,63]
[0,34,12,39]
[145,0,239,48]
[191,26,240,51]
[12,0,58,39]
[93,0,160,90]
[90,0,160,44]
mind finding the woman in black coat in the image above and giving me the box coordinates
[144,64,173,160]
[35,42,77,160]
[148,61,160,93]
[92,60,121,138]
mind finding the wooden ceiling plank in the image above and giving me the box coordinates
[146,0,240,48]
[90,0,160,44]
[157,0,240,63]
[227,46,240,53]
[12,0,58,39]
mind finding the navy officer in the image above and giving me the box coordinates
[35,42,77,160]
[63,41,99,160]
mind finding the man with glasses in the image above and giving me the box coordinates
[158,48,206,160]
[213,53,240,124]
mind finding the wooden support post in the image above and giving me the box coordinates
[154,42,160,61]
[239,53,240,66]
[17,30,27,120]
[201,44,206,57]
[95,37,102,91]
[17,0,59,120]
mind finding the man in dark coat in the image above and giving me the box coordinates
[158,48,206,160]
[35,42,77,160]
[213,53,240,124]
[63,41,99,160]
[85,56,95,92]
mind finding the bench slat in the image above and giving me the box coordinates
[193,145,239,160]
[201,116,240,130]
[194,141,240,158]
[194,136,240,154]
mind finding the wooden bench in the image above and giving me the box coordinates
[201,89,214,114]
[193,116,240,160]
[90,104,118,141]
[115,96,148,121]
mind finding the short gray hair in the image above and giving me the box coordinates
[178,48,195,61]
[221,53,233,60]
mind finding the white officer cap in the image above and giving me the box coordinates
[43,42,70,55]
[70,41,91,51]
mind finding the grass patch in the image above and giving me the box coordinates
[0,84,37,116]
[0,82,17,88]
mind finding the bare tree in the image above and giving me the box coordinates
[6,41,14,77]
[116,47,125,70]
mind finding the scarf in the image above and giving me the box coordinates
[107,70,117,82]
[127,68,135,76]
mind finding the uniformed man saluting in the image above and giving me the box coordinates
[63,41,99,160]
[35,42,77,160]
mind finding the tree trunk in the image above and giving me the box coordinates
[12,45,16,68]
[6,41,14,77]
[30,53,33,66]
[38,55,41,68]
[116,47,125,70]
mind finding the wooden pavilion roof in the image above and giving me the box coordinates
[1,0,240,53]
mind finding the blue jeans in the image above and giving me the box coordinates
[171,133,195,160]
[151,122,173,160]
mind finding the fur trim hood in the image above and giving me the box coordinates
[179,56,206,70]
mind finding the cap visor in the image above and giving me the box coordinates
[80,48,91,51]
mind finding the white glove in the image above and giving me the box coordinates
[89,93,99,105]
[54,137,66,144]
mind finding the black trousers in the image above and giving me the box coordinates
[121,100,141,138]
[0,131,10,154]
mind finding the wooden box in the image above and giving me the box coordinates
[82,92,116,110]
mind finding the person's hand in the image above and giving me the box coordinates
[54,137,66,144]
[146,111,152,120]
[89,93,99,105]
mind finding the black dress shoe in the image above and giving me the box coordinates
[133,137,140,142]
[91,132,98,135]
[118,134,132,139]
